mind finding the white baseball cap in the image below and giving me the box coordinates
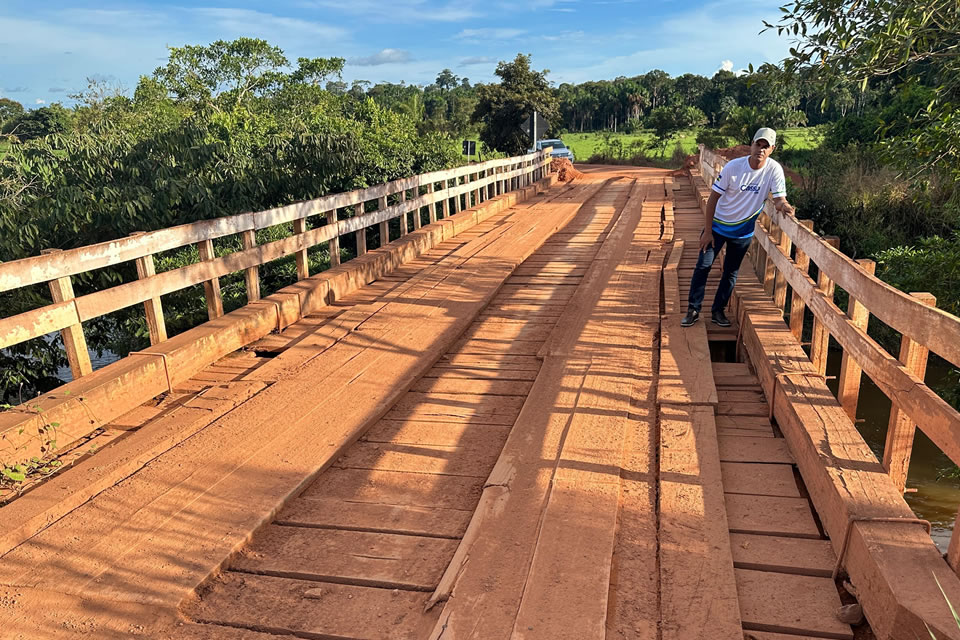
[753,127,777,146]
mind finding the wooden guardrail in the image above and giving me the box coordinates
[0,149,552,380]
[698,144,960,571]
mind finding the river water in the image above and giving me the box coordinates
[823,349,960,551]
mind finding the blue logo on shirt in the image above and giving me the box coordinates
[739,184,761,192]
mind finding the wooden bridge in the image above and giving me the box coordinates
[1,148,960,639]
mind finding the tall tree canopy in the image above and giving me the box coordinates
[768,0,960,180]
[473,54,559,154]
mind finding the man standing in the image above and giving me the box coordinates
[681,127,795,328]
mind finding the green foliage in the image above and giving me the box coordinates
[1,103,73,142]
[876,234,960,319]
[696,128,733,149]
[646,105,706,151]
[473,54,559,155]
[0,98,24,128]
[769,0,960,185]
[0,38,464,402]
[0,401,63,495]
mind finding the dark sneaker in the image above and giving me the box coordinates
[711,310,732,327]
[681,309,700,327]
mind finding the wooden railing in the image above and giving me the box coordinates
[698,144,960,569]
[0,149,552,380]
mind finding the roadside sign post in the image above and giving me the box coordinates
[520,112,549,148]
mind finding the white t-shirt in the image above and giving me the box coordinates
[710,156,787,238]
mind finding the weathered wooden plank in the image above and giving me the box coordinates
[836,258,874,419]
[42,249,92,378]
[730,533,835,577]
[735,274,960,640]
[660,404,743,640]
[753,226,960,467]
[725,493,821,538]
[883,291,936,492]
[736,569,853,639]
[809,235,839,374]
[658,316,718,406]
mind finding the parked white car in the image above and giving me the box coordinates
[531,139,575,162]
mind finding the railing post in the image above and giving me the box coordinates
[948,513,960,575]
[752,212,769,276]
[127,234,169,344]
[427,183,437,223]
[454,179,463,213]
[292,219,309,280]
[762,221,781,296]
[378,196,389,247]
[809,236,840,374]
[413,188,423,230]
[836,258,876,420]
[196,239,224,320]
[788,220,815,340]
[355,205,367,257]
[882,292,936,493]
[326,210,340,266]
[240,230,261,302]
[441,184,451,219]
[41,249,93,378]
[773,222,792,312]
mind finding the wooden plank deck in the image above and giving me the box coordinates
[6,166,958,640]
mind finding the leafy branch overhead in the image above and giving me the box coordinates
[767,0,960,181]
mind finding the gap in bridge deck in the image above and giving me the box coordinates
[673,175,861,640]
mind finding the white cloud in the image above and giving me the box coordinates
[720,59,734,72]
[35,99,46,104]
[349,49,414,67]
[456,28,525,41]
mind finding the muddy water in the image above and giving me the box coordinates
[824,349,960,551]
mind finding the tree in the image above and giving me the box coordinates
[472,54,559,154]
[768,0,960,180]
[154,38,289,109]
[0,98,24,128]
[436,69,459,92]
[1,103,73,141]
[646,105,707,151]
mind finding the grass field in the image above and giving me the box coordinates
[561,126,826,165]
[0,141,9,157]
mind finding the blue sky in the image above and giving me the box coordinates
[1,0,794,107]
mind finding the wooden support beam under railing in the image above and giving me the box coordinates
[788,219,815,340]
[240,230,261,303]
[810,236,840,375]
[42,249,93,379]
[773,228,792,311]
[292,219,309,280]
[196,239,224,320]
[836,258,876,420]
[763,221,781,296]
[883,292,937,492]
[355,206,367,257]
[129,234,169,344]
[378,196,389,248]
[326,210,340,266]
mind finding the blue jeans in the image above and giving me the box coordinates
[687,232,752,313]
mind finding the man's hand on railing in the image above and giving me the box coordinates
[773,197,795,217]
